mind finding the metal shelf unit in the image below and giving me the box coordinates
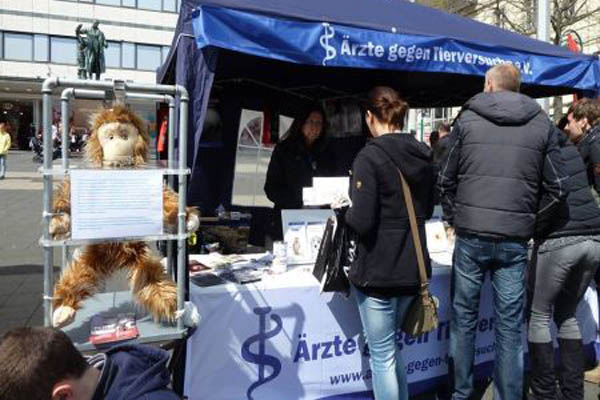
[41,77,190,348]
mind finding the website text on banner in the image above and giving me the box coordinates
[184,267,599,400]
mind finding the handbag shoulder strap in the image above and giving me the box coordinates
[395,167,429,293]
[371,142,428,292]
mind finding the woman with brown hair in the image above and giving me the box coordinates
[345,86,435,399]
[264,104,334,238]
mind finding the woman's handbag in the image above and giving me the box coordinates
[396,167,439,336]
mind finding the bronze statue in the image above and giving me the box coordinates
[75,24,88,79]
[75,21,107,80]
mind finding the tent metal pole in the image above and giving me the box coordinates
[537,0,550,112]
[176,85,189,331]
[42,88,54,327]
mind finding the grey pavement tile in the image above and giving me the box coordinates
[2,293,42,309]
[27,306,43,327]
[0,319,31,336]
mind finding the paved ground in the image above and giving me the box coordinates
[1,150,599,399]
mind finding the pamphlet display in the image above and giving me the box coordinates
[89,313,139,345]
[281,209,333,265]
[71,170,163,240]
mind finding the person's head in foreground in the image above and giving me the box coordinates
[0,327,95,400]
[484,64,521,93]
[0,326,180,400]
[364,86,409,137]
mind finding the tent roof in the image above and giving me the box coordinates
[175,0,594,60]
[158,0,600,106]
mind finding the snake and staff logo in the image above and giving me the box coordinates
[241,307,283,400]
[320,23,337,66]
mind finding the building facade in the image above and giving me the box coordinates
[0,0,178,148]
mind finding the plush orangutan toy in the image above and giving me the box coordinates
[49,105,199,328]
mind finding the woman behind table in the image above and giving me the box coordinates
[264,104,333,239]
[345,87,435,400]
[527,103,600,400]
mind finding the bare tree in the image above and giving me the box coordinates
[420,0,600,121]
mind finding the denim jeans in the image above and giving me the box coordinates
[449,234,527,400]
[528,237,600,343]
[0,154,5,178]
[353,285,415,400]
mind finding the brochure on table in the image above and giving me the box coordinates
[281,209,334,265]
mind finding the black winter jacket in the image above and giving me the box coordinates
[438,91,567,240]
[264,134,334,210]
[346,134,435,293]
[574,123,600,195]
[538,129,600,238]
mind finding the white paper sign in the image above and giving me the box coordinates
[71,170,163,240]
[303,177,350,206]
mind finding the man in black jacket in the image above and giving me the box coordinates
[438,64,567,400]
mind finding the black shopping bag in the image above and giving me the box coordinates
[317,207,354,295]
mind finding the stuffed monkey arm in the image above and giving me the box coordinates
[49,180,71,239]
[163,186,200,232]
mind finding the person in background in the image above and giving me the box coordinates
[438,64,567,400]
[432,122,451,164]
[565,98,600,196]
[156,116,168,160]
[527,122,600,400]
[0,120,11,179]
[0,327,181,400]
[345,86,435,400]
[563,99,600,386]
[264,104,333,239]
[429,130,439,149]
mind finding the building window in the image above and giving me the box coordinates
[50,37,77,64]
[105,41,121,68]
[136,44,161,71]
[161,46,170,63]
[0,32,3,59]
[122,0,136,6]
[4,33,33,61]
[122,42,135,69]
[138,0,161,10]
[163,0,176,12]
[34,34,49,62]
[96,0,121,5]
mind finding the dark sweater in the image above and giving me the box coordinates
[574,123,600,195]
[346,133,435,296]
[537,129,600,238]
[90,345,180,400]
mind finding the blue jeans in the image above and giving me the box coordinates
[0,154,5,178]
[353,285,415,400]
[449,234,527,400]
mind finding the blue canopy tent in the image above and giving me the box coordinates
[158,0,600,239]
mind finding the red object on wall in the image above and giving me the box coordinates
[262,109,271,145]
[566,33,581,102]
